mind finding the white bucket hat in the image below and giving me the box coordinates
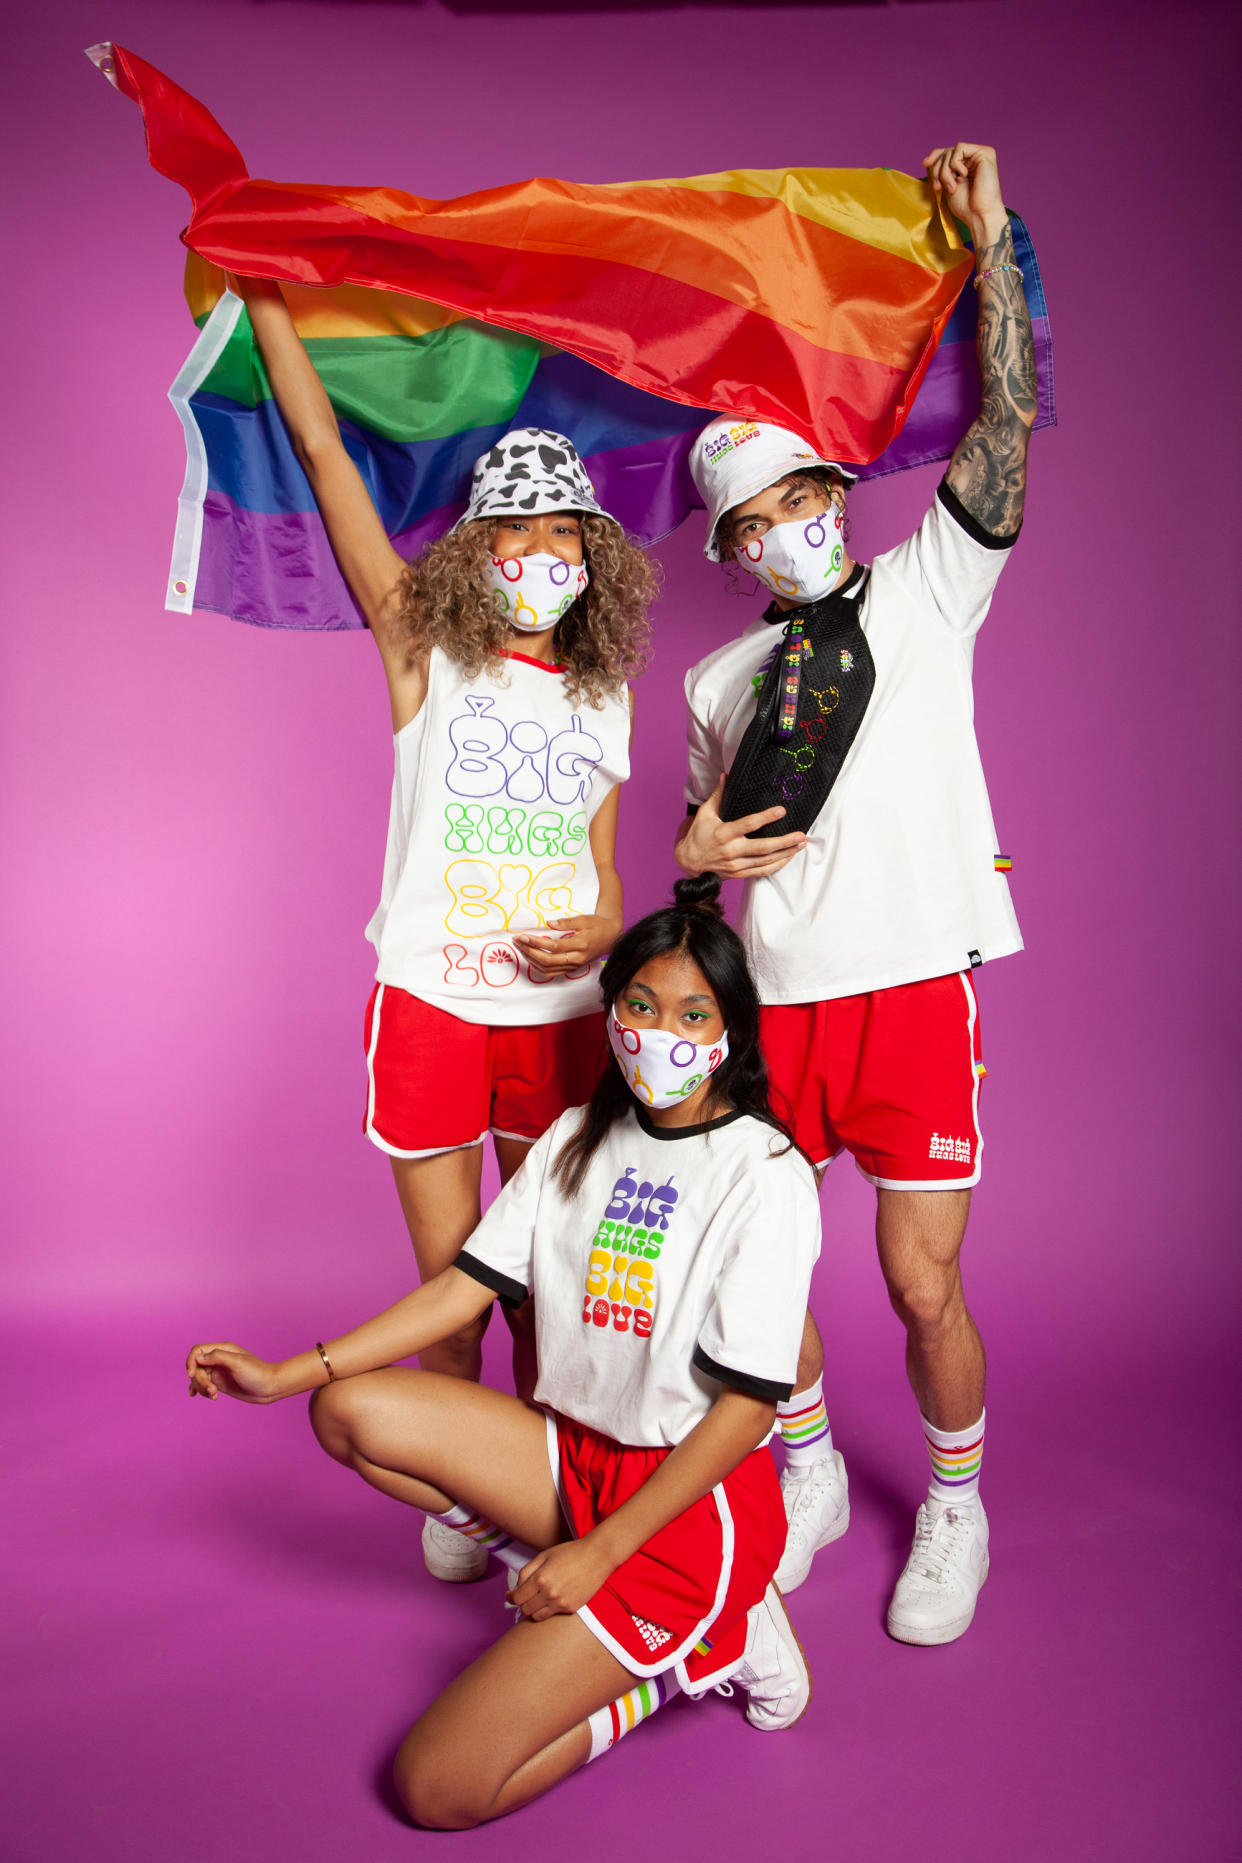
[690,417,859,561]
[452,428,618,531]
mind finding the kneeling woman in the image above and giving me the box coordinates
[187,876,821,1827]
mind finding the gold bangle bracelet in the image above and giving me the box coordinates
[315,1340,336,1383]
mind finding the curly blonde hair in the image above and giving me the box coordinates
[394,515,656,708]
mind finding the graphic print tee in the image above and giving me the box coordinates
[684,488,1024,1004]
[456,1106,821,1447]
[366,648,630,1025]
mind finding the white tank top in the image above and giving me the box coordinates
[366,647,631,1026]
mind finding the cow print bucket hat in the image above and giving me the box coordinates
[452,428,618,530]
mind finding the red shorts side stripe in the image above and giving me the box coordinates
[760,970,986,1189]
[362,985,604,1158]
[546,1412,784,1680]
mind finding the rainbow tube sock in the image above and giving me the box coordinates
[778,1377,835,1468]
[587,1671,681,1762]
[431,1502,535,1574]
[923,1411,985,1507]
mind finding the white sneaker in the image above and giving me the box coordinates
[774,1450,850,1592]
[886,1499,989,1645]
[421,1516,490,1583]
[730,1584,812,1730]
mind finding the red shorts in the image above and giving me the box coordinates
[363,985,604,1158]
[760,971,985,1188]
[549,1412,786,1688]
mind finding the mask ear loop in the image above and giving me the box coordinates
[722,559,764,600]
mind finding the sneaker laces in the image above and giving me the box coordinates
[906,1508,971,1584]
[783,1465,839,1544]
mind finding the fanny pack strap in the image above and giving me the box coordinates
[768,568,870,746]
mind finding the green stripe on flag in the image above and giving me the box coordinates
[193,310,548,443]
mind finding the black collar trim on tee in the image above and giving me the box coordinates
[635,1106,744,1142]
[762,560,869,626]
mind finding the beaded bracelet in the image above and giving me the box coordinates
[974,263,1024,289]
[315,1340,336,1382]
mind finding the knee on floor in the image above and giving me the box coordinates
[394,1739,490,1831]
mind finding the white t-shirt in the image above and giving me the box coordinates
[366,647,630,1025]
[456,1105,821,1448]
[684,487,1023,1004]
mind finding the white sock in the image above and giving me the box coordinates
[923,1411,985,1507]
[586,1671,680,1762]
[778,1376,835,1469]
[431,1502,535,1574]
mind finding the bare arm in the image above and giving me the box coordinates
[508,1387,776,1619]
[236,277,428,727]
[186,1265,496,1402]
[925,144,1037,539]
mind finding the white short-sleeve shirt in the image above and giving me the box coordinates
[456,1105,821,1448]
[684,486,1023,1004]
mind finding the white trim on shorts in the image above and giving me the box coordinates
[856,971,983,1191]
[363,981,489,1159]
[542,1412,737,1681]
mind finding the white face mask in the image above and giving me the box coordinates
[606,1010,730,1111]
[733,503,846,603]
[486,552,589,632]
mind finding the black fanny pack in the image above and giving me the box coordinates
[720,569,874,838]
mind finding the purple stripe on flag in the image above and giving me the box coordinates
[859,313,1054,481]
[191,432,705,629]
[193,491,363,631]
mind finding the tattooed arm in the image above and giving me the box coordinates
[924,143,1037,539]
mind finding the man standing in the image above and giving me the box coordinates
[676,144,1036,1644]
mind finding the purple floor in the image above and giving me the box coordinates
[9,1281,1238,1863]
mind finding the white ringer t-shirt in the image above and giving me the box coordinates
[684,486,1024,1005]
[366,647,630,1026]
[456,1105,821,1449]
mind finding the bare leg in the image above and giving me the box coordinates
[875,1188,984,1431]
[397,1615,637,1828]
[495,1135,538,1401]
[309,1369,641,1824]
[793,1310,825,1394]
[789,1164,831,1395]
[309,1367,567,1542]
[389,1146,487,1380]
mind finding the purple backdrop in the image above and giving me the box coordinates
[5,1,1240,1858]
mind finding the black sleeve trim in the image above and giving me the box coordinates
[692,1344,791,1404]
[936,478,1021,551]
[454,1251,528,1310]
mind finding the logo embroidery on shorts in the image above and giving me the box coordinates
[631,1615,673,1651]
[928,1133,973,1164]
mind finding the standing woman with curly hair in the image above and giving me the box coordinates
[237,278,657,1582]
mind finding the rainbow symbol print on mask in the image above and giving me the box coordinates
[581,1166,680,1340]
[606,1013,728,1111]
[734,507,846,605]
[487,554,589,633]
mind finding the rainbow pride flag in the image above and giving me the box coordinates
[91,43,1054,631]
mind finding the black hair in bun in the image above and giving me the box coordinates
[671,872,725,918]
[554,871,802,1193]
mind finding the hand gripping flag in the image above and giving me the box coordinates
[90,43,1054,630]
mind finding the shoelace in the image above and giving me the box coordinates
[907,1509,971,1584]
